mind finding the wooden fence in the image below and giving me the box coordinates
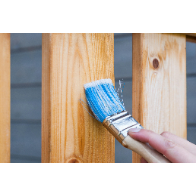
[0,33,195,163]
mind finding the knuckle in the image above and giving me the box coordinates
[162,138,175,155]
[161,131,171,138]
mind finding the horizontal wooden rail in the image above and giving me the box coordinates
[182,33,196,43]
[185,33,196,37]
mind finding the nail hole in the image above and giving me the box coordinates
[153,59,159,69]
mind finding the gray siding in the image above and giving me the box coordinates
[11,33,42,163]
[11,33,196,163]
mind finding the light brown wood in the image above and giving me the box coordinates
[0,34,10,163]
[132,33,187,163]
[42,33,115,163]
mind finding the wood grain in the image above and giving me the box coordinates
[132,33,187,163]
[0,34,10,163]
[42,33,115,163]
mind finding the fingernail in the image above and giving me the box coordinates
[128,128,142,133]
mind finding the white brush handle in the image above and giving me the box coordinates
[124,136,170,163]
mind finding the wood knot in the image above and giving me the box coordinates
[153,58,159,69]
[67,157,83,163]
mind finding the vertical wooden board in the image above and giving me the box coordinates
[132,33,186,163]
[42,33,115,163]
[0,34,10,163]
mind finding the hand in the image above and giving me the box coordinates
[128,128,196,163]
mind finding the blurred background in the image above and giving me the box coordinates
[10,33,196,163]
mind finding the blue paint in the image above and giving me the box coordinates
[84,79,125,122]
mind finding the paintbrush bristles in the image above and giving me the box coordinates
[84,79,125,122]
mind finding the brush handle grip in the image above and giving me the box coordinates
[123,136,170,163]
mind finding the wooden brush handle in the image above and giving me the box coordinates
[124,136,170,163]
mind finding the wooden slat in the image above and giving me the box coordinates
[132,33,187,163]
[183,33,196,43]
[42,33,115,163]
[186,35,196,44]
[0,34,10,163]
[185,33,196,37]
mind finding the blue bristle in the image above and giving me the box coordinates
[84,79,125,122]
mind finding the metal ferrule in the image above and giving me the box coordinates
[103,111,143,147]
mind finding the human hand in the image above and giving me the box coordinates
[128,129,196,163]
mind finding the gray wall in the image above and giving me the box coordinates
[11,34,42,163]
[10,33,196,163]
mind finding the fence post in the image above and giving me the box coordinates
[132,33,187,163]
[0,33,10,163]
[42,33,115,163]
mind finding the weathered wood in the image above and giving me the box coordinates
[0,34,10,163]
[132,33,187,163]
[42,33,115,163]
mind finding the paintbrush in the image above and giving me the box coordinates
[84,78,170,163]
